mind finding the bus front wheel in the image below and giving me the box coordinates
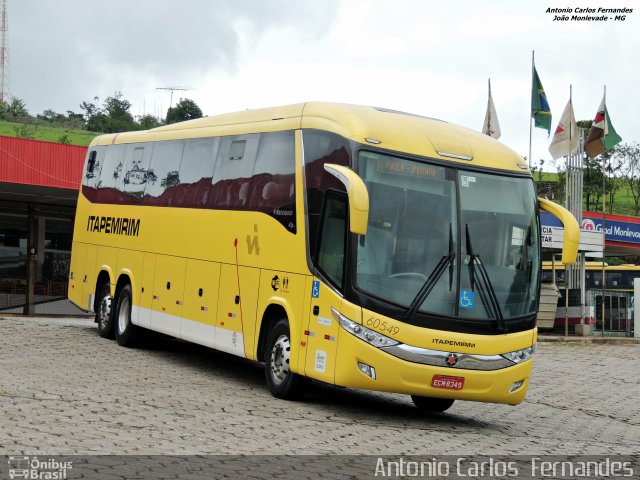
[265,319,308,399]
[114,284,139,348]
[96,281,114,339]
[411,395,455,413]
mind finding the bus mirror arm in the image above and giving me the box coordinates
[324,164,370,236]
[538,197,580,265]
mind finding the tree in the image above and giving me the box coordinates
[102,92,137,132]
[66,111,85,122]
[583,154,606,211]
[86,112,111,133]
[80,97,100,122]
[38,109,59,123]
[0,97,30,121]
[138,114,162,129]
[578,121,600,210]
[611,143,640,214]
[65,110,86,129]
[36,109,85,129]
[81,92,137,133]
[166,98,203,125]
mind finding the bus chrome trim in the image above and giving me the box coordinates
[380,344,515,371]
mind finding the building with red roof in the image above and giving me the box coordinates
[0,135,86,313]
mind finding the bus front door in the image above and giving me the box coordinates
[304,278,342,384]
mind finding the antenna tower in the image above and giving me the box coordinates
[0,0,8,104]
[156,86,192,109]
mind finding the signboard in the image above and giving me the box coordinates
[581,216,640,245]
[543,211,640,246]
[540,212,603,253]
[541,225,564,249]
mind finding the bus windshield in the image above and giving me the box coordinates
[355,151,540,322]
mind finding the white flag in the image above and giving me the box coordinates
[548,99,579,160]
[482,83,501,139]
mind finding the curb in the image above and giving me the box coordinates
[538,335,640,345]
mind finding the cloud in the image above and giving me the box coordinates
[9,0,339,114]
[6,0,638,163]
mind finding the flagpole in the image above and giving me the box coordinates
[564,84,573,337]
[528,51,534,169]
[601,85,607,338]
[487,78,491,134]
[564,85,572,212]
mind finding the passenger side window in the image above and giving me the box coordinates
[98,144,127,190]
[174,137,219,208]
[316,193,347,289]
[247,131,296,232]
[210,134,259,209]
[83,146,106,188]
[143,140,186,202]
[121,144,153,199]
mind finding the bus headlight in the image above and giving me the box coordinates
[332,307,400,348]
[501,345,536,364]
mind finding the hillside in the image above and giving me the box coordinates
[534,171,639,217]
[0,120,98,147]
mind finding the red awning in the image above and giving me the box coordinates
[0,135,86,190]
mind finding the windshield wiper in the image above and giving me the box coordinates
[465,225,507,333]
[403,224,455,321]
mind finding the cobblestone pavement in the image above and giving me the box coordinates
[1,316,639,457]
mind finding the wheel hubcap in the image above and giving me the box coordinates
[118,296,130,335]
[270,334,291,385]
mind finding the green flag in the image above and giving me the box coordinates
[585,95,622,159]
[531,67,552,134]
[603,108,622,150]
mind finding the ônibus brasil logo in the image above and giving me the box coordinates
[8,456,72,479]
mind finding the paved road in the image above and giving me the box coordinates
[1,315,639,458]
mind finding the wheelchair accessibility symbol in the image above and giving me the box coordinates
[312,280,320,298]
[459,290,475,309]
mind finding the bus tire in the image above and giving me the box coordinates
[114,284,139,348]
[411,395,455,413]
[265,319,308,400]
[96,281,114,339]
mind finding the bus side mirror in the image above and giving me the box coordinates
[538,197,580,265]
[324,164,369,236]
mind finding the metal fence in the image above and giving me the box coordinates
[587,289,633,335]
[0,278,68,311]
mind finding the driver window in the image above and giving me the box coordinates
[316,193,347,289]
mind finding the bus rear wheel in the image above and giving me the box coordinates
[114,284,139,348]
[96,281,114,339]
[411,395,455,413]
[265,319,308,399]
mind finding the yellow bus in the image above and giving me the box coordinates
[68,102,578,412]
[542,261,640,291]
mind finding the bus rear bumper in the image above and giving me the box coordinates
[334,331,532,405]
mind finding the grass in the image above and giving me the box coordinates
[0,120,99,147]
[533,170,640,217]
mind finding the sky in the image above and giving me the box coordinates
[7,0,639,167]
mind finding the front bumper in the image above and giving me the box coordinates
[334,329,533,405]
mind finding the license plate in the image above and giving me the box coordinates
[431,375,465,390]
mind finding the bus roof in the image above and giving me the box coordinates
[90,102,529,173]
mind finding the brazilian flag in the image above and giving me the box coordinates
[531,67,552,134]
